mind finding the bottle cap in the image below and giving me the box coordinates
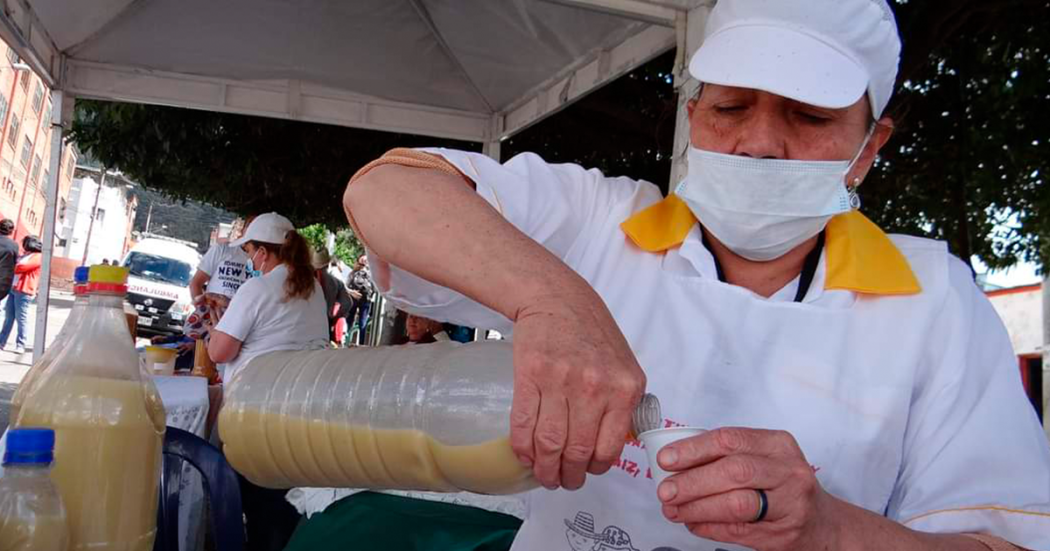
[2,428,55,465]
[74,266,90,284]
[88,265,129,293]
[88,265,129,285]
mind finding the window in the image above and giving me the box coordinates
[41,170,48,191]
[0,95,8,128]
[42,102,51,126]
[5,48,16,65]
[125,252,194,287]
[20,137,31,167]
[30,154,41,184]
[19,70,28,90]
[7,117,18,148]
[31,82,42,113]
[59,198,66,221]
[93,207,105,223]
[66,153,76,179]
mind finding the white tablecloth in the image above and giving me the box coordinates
[0,375,211,551]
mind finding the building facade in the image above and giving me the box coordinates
[55,168,138,266]
[986,284,1045,422]
[0,41,77,243]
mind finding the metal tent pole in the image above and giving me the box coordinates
[32,90,71,361]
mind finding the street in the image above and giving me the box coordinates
[0,290,74,435]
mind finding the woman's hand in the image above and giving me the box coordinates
[656,427,840,551]
[510,288,646,492]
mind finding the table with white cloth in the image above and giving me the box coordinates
[0,375,211,551]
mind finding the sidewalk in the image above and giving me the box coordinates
[0,290,75,434]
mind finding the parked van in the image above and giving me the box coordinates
[120,237,201,337]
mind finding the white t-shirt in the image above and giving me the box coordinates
[215,264,329,383]
[198,243,251,299]
[369,148,1050,551]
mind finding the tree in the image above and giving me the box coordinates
[69,0,1050,272]
[298,224,364,267]
[70,103,479,230]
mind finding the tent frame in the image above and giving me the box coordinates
[0,0,713,360]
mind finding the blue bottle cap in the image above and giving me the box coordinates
[2,428,55,465]
[74,266,90,284]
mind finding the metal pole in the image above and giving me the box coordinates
[1041,277,1050,439]
[144,201,153,233]
[668,8,710,187]
[32,90,69,361]
[79,168,106,266]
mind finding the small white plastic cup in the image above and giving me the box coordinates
[639,427,707,484]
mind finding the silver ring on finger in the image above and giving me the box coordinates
[751,489,769,523]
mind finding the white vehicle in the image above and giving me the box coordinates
[120,237,201,337]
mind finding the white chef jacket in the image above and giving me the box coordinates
[359,147,1050,551]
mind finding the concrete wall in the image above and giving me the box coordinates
[987,285,1043,356]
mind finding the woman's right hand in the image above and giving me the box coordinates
[509,288,646,492]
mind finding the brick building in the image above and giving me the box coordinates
[0,40,76,243]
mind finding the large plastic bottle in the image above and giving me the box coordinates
[219,340,538,494]
[9,266,92,426]
[17,266,165,551]
[0,428,69,551]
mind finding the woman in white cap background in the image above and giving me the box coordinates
[208,211,329,550]
[341,1,1049,550]
[208,212,328,384]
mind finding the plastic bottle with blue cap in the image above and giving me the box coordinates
[0,427,69,551]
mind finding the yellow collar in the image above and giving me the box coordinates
[620,194,921,295]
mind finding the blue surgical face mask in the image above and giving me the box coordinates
[245,249,263,278]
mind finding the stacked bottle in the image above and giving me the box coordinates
[16,265,165,551]
[0,428,69,551]
[219,340,537,494]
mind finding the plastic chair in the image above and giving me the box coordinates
[154,427,244,551]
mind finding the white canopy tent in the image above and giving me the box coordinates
[0,0,715,358]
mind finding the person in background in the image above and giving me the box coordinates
[208,212,328,551]
[345,254,374,343]
[0,220,19,302]
[0,236,42,354]
[190,215,256,322]
[101,259,110,266]
[312,248,354,344]
[405,312,449,344]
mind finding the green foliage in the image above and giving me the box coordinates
[298,224,364,267]
[70,102,479,229]
[860,1,1050,271]
[297,224,328,257]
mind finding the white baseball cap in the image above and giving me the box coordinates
[689,0,901,118]
[231,212,294,247]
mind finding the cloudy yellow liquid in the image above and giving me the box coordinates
[220,408,535,494]
[0,514,69,551]
[18,376,164,551]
